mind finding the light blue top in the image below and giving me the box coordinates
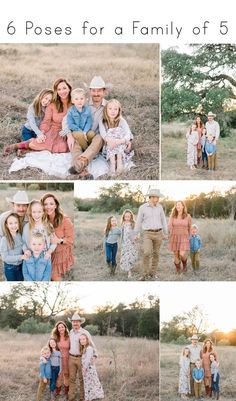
[50,350,62,371]
[67,105,93,133]
[0,233,23,265]
[192,367,204,381]
[189,234,202,252]
[39,356,51,379]
[22,252,52,281]
[105,227,121,244]
[24,104,45,137]
[211,360,219,382]
[205,141,216,155]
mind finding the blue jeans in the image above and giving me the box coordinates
[50,366,60,392]
[21,126,37,141]
[211,373,220,392]
[105,242,118,266]
[4,262,23,281]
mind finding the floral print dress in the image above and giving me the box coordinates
[179,355,190,395]
[120,223,138,272]
[82,346,104,400]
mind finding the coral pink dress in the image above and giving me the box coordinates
[200,349,218,386]
[51,216,74,277]
[29,103,69,153]
[57,337,70,375]
[168,214,192,251]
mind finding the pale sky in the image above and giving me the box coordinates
[74,180,235,201]
[160,282,236,333]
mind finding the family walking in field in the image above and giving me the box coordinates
[179,335,220,400]
[0,190,74,281]
[102,188,202,280]
[37,312,104,401]
[3,76,134,178]
[186,113,220,172]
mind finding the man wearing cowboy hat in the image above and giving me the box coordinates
[68,312,97,401]
[134,188,168,280]
[0,190,29,238]
[67,76,108,177]
[205,112,220,170]
[187,334,202,397]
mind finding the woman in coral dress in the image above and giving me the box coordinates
[41,193,74,280]
[200,339,218,398]
[168,200,192,273]
[51,321,70,397]
[29,78,72,153]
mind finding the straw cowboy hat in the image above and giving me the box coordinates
[207,111,216,118]
[6,191,29,204]
[89,76,112,89]
[69,312,86,324]
[146,188,164,198]
[191,334,199,340]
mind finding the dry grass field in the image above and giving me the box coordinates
[0,187,74,281]
[161,122,236,180]
[0,44,159,180]
[74,212,236,281]
[160,343,236,400]
[0,331,159,401]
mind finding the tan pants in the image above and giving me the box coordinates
[36,378,48,401]
[143,230,163,276]
[190,363,195,396]
[208,153,216,170]
[71,134,103,171]
[190,251,200,269]
[72,130,96,151]
[194,381,202,398]
[68,355,84,401]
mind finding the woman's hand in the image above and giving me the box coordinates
[36,133,46,143]
[44,251,52,260]
[67,133,75,151]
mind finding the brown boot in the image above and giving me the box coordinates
[216,391,220,400]
[174,262,181,273]
[182,259,187,272]
[64,385,69,395]
[55,386,61,395]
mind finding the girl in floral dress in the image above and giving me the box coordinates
[79,334,104,401]
[120,209,138,278]
[179,347,190,399]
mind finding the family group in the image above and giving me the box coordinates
[186,113,220,171]
[37,313,104,401]
[0,190,74,281]
[103,188,202,280]
[179,335,220,400]
[3,76,134,177]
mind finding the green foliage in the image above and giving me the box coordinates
[84,324,99,335]
[175,335,189,345]
[138,308,159,339]
[17,318,52,334]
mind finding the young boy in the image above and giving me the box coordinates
[189,224,202,272]
[22,232,52,281]
[67,88,95,151]
[205,134,216,171]
[36,346,52,401]
[192,359,204,400]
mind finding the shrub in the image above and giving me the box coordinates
[175,335,188,345]
[17,318,52,334]
[84,324,99,335]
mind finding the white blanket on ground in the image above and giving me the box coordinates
[9,151,110,179]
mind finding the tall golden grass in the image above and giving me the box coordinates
[0,331,159,401]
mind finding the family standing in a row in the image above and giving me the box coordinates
[186,113,220,171]
[4,76,134,177]
[0,190,74,281]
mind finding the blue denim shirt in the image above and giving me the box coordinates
[192,367,204,381]
[22,252,52,281]
[67,105,93,133]
[189,235,202,252]
[39,357,51,379]
[205,141,216,155]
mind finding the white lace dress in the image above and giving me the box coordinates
[120,223,138,272]
[178,355,190,395]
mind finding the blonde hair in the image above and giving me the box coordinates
[103,99,122,128]
[41,346,51,355]
[79,334,90,355]
[30,231,45,243]
[3,213,22,249]
[121,209,135,229]
[71,88,87,99]
[28,200,53,234]
[32,89,53,117]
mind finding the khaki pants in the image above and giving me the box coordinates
[72,130,96,151]
[208,154,216,170]
[190,251,200,269]
[194,381,202,398]
[36,378,48,401]
[71,134,103,171]
[143,230,163,276]
[68,355,84,401]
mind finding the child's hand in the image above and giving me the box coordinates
[91,356,97,365]
[36,133,46,143]
[125,141,132,153]
[24,250,31,259]
[44,251,51,260]
[43,378,47,384]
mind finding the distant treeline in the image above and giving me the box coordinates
[75,183,236,219]
[0,183,73,191]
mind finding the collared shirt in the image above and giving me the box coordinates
[67,105,93,133]
[187,343,202,363]
[205,120,220,140]
[189,235,202,253]
[134,202,168,235]
[0,211,28,239]
[192,367,204,381]
[69,328,97,357]
[22,252,52,281]
[88,98,107,133]
[205,141,216,155]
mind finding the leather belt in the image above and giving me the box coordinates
[145,228,162,232]
[69,353,81,357]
